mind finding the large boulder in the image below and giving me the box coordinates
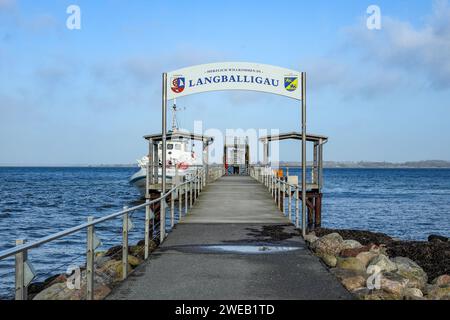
[97,259,132,282]
[432,274,450,287]
[311,233,343,256]
[318,253,337,267]
[368,254,397,273]
[403,287,424,299]
[380,272,409,296]
[127,255,143,268]
[341,275,366,292]
[341,244,373,258]
[392,256,427,289]
[426,285,450,300]
[355,251,379,268]
[33,282,82,300]
[360,289,402,300]
[336,257,366,272]
[304,233,319,245]
[341,239,363,251]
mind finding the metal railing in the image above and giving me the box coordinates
[0,166,224,300]
[249,166,305,234]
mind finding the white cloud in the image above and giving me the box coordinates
[307,0,450,98]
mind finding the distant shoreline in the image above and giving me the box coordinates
[1,160,450,169]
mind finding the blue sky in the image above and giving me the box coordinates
[1,0,450,165]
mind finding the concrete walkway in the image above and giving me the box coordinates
[107,176,351,300]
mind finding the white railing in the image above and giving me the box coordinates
[249,166,306,234]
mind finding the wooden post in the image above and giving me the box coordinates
[307,198,314,231]
[315,193,322,228]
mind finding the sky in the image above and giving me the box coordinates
[0,0,450,165]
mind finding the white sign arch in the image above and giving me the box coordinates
[158,62,308,239]
[166,62,302,100]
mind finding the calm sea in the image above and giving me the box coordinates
[0,167,449,298]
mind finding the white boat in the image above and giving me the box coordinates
[129,102,201,196]
[129,139,199,196]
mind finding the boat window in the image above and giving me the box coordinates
[167,144,174,150]
[174,144,181,150]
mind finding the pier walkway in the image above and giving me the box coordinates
[107,176,351,300]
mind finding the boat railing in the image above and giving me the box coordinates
[0,166,224,300]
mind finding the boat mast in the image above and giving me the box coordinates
[171,99,179,132]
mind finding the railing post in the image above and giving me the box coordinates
[185,182,188,214]
[86,216,94,300]
[144,200,151,259]
[14,239,26,300]
[190,180,193,208]
[160,198,165,243]
[171,189,175,229]
[122,206,129,280]
[278,181,281,211]
[288,185,292,222]
[178,186,182,222]
[296,187,300,229]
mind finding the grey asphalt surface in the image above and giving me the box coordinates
[107,176,352,300]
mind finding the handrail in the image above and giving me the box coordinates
[0,168,205,261]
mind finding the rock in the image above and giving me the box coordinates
[336,257,366,272]
[403,287,423,299]
[330,267,367,281]
[97,259,132,282]
[352,288,371,300]
[127,255,143,268]
[355,251,379,268]
[432,274,450,287]
[304,233,319,244]
[426,285,450,300]
[380,272,409,296]
[129,245,145,258]
[33,282,84,300]
[361,290,402,300]
[369,244,387,256]
[341,244,373,258]
[341,239,363,250]
[368,254,397,273]
[311,232,343,256]
[428,234,448,242]
[104,245,123,259]
[392,256,427,289]
[318,253,337,267]
[341,275,366,292]
[95,251,106,258]
[95,255,112,268]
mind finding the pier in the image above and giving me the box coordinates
[0,62,344,300]
[107,175,351,300]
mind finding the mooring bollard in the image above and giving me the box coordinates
[122,206,129,280]
[86,216,94,300]
[171,189,175,229]
[144,199,151,259]
[14,239,27,300]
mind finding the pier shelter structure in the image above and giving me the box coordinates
[259,132,328,229]
[223,136,250,175]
